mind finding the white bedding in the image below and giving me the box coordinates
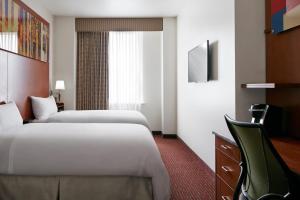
[32,110,150,129]
[0,123,169,200]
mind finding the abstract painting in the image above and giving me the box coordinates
[272,0,300,34]
[0,0,49,62]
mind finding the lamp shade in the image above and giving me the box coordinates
[55,80,65,90]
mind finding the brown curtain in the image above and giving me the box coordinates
[76,32,109,110]
[75,18,163,32]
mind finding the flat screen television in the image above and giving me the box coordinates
[188,40,209,83]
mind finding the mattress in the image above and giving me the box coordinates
[0,123,170,200]
[32,110,150,129]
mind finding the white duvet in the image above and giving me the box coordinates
[0,123,170,200]
[32,110,150,129]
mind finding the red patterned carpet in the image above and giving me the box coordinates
[155,136,215,200]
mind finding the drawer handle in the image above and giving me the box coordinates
[221,166,233,173]
[221,196,231,200]
[221,144,232,150]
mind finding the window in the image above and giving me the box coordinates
[0,32,18,53]
[108,32,144,110]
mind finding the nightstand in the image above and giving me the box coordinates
[56,102,64,112]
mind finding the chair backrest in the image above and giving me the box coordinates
[225,115,291,200]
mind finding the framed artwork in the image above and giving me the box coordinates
[0,0,49,62]
[272,0,300,34]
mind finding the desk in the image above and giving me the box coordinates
[271,137,300,174]
[214,133,300,200]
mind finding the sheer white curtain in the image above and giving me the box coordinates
[0,32,18,53]
[109,32,144,110]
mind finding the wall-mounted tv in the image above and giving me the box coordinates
[188,40,209,83]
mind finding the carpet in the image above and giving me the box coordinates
[155,136,215,200]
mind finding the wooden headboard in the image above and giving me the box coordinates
[0,49,49,120]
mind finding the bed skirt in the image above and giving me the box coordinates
[0,175,153,200]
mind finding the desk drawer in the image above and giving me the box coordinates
[216,176,234,200]
[216,136,240,162]
[216,149,240,189]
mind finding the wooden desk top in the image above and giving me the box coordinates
[213,132,300,174]
[271,137,300,174]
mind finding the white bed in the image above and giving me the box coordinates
[30,96,151,129]
[32,110,150,129]
[0,123,170,200]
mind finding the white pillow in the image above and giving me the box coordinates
[0,102,23,133]
[31,96,58,120]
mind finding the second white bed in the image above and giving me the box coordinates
[32,110,150,129]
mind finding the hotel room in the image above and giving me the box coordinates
[0,0,299,199]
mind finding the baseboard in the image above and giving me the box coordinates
[152,131,177,139]
[152,131,162,135]
[162,134,178,139]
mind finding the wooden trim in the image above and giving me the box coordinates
[265,0,271,85]
[264,29,272,34]
[13,0,49,26]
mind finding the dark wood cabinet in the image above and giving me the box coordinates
[215,134,240,200]
[216,176,234,200]
[215,132,300,200]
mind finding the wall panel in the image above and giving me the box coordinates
[266,0,300,138]
[0,51,8,102]
[7,52,49,120]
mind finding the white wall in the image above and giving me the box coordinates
[22,0,54,87]
[53,17,76,109]
[162,18,177,135]
[177,0,236,170]
[177,0,266,170]
[141,32,162,131]
[235,0,266,121]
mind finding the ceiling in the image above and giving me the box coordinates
[39,0,187,17]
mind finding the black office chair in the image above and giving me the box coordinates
[224,115,300,200]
